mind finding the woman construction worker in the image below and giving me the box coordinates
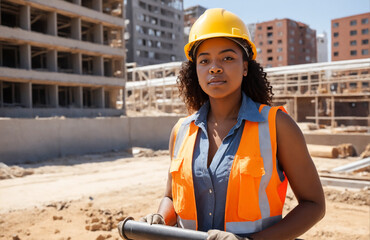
[140,8,325,240]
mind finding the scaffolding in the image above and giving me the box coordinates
[125,58,370,127]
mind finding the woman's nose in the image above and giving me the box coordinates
[209,65,223,74]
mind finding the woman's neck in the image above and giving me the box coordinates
[208,93,242,123]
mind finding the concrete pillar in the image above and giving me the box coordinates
[106,27,112,45]
[48,85,58,107]
[0,81,3,108]
[93,56,103,76]
[93,87,104,108]
[109,88,119,109]
[331,96,335,128]
[0,45,2,66]
[368,101,370,127]
[315,96,318,125]
[47,12,57,36]
[20,5,31,30]
[20,44,31,70]
[71,17,81,40]
[92,0,102,12]
[72,53,82,74]
[293,96,298,121]
[47,50,58,72]
[94,24,103,44]
[119,59,125,78]
[104,58,113,77]
[74,86,83,108]
[73,0,81,5]
[20,82,32,108]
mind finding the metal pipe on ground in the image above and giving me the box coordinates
[118,217,208,240]
[332,157,370,173]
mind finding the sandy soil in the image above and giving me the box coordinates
[0,149,369,240]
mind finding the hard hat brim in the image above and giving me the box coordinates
[185,34,256,61]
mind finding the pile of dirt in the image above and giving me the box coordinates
[324,187,370,206]
[360,144,370,158]
[0,163,34,180]
[84,205,126,232]
[129,147,169,158]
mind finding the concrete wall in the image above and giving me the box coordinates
[0,116,180,165]
[0,116,368,165]
[0,108,125,118]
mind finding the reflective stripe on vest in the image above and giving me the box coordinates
[171,105,288,234]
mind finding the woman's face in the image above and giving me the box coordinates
[195,37,248,100]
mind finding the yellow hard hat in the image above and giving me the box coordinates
[184,8,257,61]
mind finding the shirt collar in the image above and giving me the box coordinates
[185,92,266,127]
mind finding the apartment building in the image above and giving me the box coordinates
[254,18,317,68]
[0,0,126,118]
[331,12,370,61]
[125,0,185,66]
[317,32,328,62]
[183,5,206,43]
[247,23,256,45]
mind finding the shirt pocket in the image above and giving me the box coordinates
[170,157,186,213]
[238,155,265,221]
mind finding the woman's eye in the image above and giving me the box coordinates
[199,59,208,64]
[224,56,234,61]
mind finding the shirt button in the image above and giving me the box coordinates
[209,212,212,216]
[209,189,213,194]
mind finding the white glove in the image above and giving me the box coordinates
[207,230,246,240]
[139,213,165,225]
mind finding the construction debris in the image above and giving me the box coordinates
[128,147,169,158]
[337,143,357,157]
[0,163,34,180]
[360,144,370,158]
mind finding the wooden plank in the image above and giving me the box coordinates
[307,144,339,158]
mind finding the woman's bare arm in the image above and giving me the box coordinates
[156,125,177,226]
[250,110,325,240]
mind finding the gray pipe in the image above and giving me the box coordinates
[118,217,208,240]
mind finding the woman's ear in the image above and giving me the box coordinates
[243,61,248,76]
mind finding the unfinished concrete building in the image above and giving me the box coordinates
[125,58,370,127]
[0,0,126,118]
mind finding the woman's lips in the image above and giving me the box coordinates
[208,77,226,85]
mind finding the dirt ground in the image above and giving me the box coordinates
[0,149,369,240]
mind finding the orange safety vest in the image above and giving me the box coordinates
[170,105,288,235]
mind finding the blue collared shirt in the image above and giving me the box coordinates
[186,92,265,232]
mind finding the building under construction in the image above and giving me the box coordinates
[125,58,370,127]
[0,0,126,118]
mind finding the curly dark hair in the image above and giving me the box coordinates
[177,59,274,113]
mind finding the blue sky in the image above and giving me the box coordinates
[184,0,370,35]
[183,0,369,61]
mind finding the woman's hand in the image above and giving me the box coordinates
[139,213,165,225]
[207,230,248,240]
